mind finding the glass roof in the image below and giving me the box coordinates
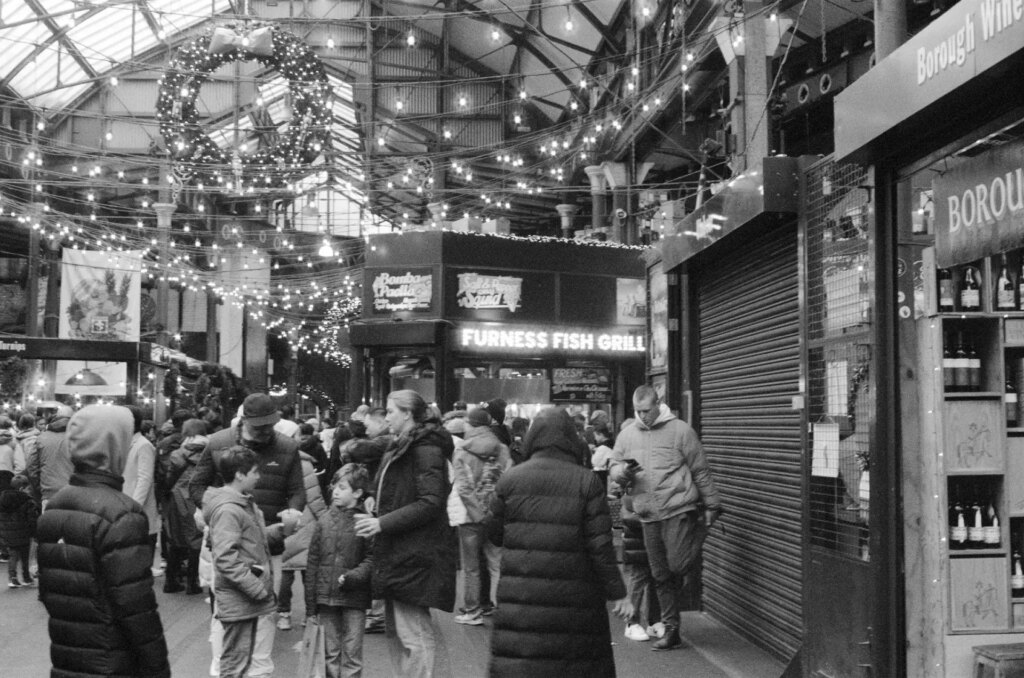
[0,0,232,112]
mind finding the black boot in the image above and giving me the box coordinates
[652,626,683,651]
[163,547,184,593]
[185,549,202,595]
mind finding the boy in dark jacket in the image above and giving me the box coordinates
[203,445,290,678]
[305,463,374,678]
[0,474,38,587]
[37,405,170,678]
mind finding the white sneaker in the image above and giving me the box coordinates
[276,613,292,631]
[625,623,650,641]
[646,622,666,639]
[454,611,484,626]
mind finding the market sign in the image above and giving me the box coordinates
[551,367,613,402]
[836,0,1024,160]
[369,269,433,313]
[934,139,1024,267]
[456,273,523,312]
[455,322,645,356]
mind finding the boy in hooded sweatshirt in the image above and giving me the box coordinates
[203,445,291,678]
[36,405,170,678]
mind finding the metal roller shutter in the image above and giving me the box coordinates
[696,221,802,660]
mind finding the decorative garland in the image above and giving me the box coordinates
[156,25,332,191]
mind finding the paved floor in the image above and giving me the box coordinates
[0,563,784,677]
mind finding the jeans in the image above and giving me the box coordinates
[457,523,500,613]
[219,618,258,678]
[319,605,366,678]
[8,544,30,581]
[245,555,281,677]
[277,568,303,614]
[385,598,451,678]
[625,562,660,627]
[641,511,705,630]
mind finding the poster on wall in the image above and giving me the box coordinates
[616,278,646,325]
[56,249,143,396]
[551,367,612,402]
[368,268,433,314]
[649,268,668,371]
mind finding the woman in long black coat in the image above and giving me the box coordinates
[487,408,629,678]
[354,389,457,677]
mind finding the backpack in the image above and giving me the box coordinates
[474,456,504,506]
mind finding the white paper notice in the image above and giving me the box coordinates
[826,360,848,417]
[812,422,840,478]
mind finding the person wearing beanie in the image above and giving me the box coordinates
[485,399,512,447]
[452,408,511,625]
[36,405,170,678]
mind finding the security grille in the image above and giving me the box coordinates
[696,220,802,659]
[805,157,873,561]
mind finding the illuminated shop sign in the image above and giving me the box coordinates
[456,323,645,355]
[370,269,433,313]
[456,273,523,312]
[551,367,613,402]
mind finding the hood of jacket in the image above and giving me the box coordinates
[201,485,251,524]
[16,428,37,442]
[522,408,587,464]
[182,435,209,453]
[0,429,12,446]
[67,405,133,476]
[46,416,70,433]
[635,403,677,431]
[462,426,503,461]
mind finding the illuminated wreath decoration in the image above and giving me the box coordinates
[156,26,332,192]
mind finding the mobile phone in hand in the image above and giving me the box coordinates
[624,458,642,472]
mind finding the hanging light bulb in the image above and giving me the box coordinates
[326,37,336,49]
[395,99,404,112]
[491,26,501,41]
[458,95,468,107]
[406,30,416,47]
[564,7,574,31]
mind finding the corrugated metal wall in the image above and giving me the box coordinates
[696,221,803,660]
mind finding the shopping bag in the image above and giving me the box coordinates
[296,616,326,678]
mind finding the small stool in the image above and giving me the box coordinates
[973,643,1024,678]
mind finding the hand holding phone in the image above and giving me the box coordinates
[623,458,642,474]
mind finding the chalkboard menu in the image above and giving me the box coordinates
[551,367,612,402]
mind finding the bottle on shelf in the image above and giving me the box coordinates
[939,267,955,312]
[966,339,982,392]
[1008,368,1019,427]
[998,253,1017,310]
[969,496,987,549]
[1013,552,1024,597]
[953,332,970,392]
[985,502,1002,547]
[961,265,981,312]
[944,334,957,392]
[950,496,968,550]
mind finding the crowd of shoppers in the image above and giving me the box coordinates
[1,382,721,678]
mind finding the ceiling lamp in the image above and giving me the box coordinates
[318,240,335,258]
[66,368,107,386]
[710,12,793,63]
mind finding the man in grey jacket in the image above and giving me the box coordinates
[609,385,722,651]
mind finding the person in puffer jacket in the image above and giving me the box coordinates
[276,447,328,631]
[164,419,211,594]
[36,405,170,678]
[203,445,290,678]
[305,463,374,678]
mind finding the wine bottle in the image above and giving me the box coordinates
[944,334,957,392]
[984,502,1001,547]
[967,340,982,392]
[999,253,1016,310]
[939,268,955,312]
[1008,369,1019,427]
[961,266,981,311]
[954,332,970,392]
[1013,552,1024,597]
[950,499,968,550]
[968,497,986,548]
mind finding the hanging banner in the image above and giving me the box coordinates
[56,249,143,397]
[934,139,1024,267]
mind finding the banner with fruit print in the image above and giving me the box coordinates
[55,249,143,397]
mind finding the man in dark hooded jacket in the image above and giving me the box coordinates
[37,405,170,678]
